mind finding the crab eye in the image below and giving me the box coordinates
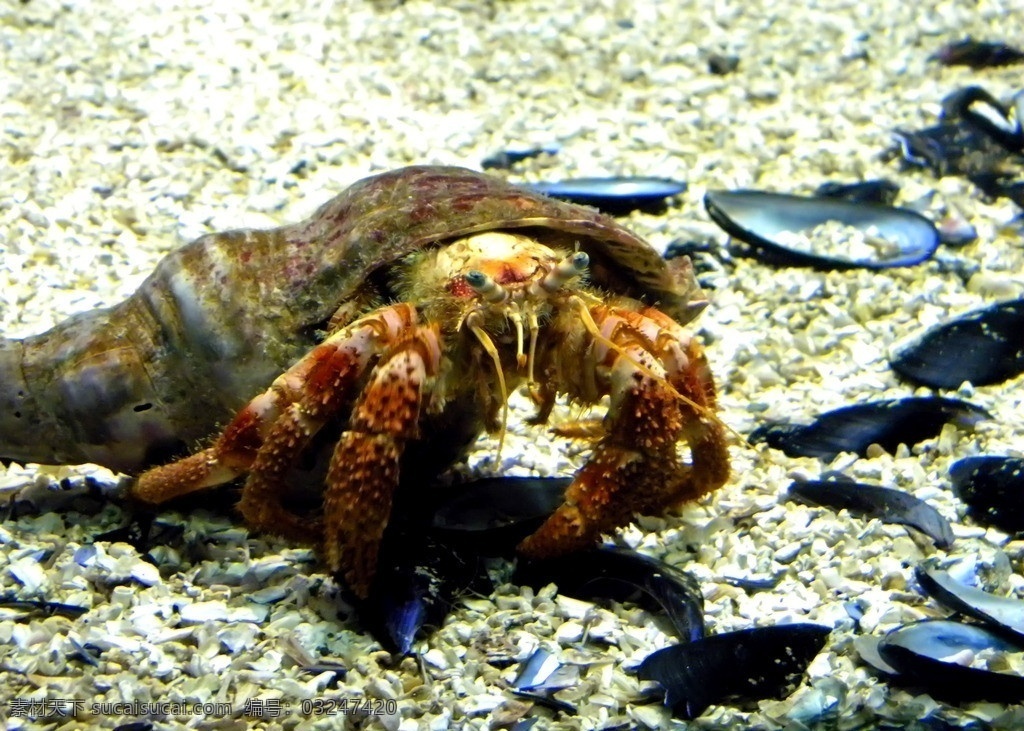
[465,271,487,288]
[570,251,590,272]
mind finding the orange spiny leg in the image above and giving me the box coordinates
[614,304,728,505]
[322,326,441,599]
[133,389,285,504]
[518,302,729,558]
[132,305,417,513]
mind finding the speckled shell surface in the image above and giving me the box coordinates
[273,165,705,327]
[0,166,703,473]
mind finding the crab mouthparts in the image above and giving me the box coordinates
[463,250,590,372]
[459,250,590,461]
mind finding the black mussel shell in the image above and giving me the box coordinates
[636,624,831,720]
[481,145,559,170]
[527,177,687,215]
[876,619,1024,703]
[704,190,939,269]
[355,476,571,652]
[916,567,1024,642]
[706,52,740,75]
[893,86,1024,181]
[942,87,1023,154]
[430,477,571,553]
[0,595,89,620]
[892,125,997,178]
[750,397,990,461]
[788,480,954,548]
[890,299,1024,390]
[949,456,1024,533]
[515,545,705,642]
[970,172,1024,208]
[815,179,900,206]
[358,529,480,655]
[932,39,1024,69]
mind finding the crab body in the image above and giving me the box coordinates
[1,166,729,597]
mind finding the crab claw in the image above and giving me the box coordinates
[518,302,728,558]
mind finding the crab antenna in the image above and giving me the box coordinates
[532,251,590,296]
[465,270,508,304]
[466,312,508,457]
[526,306,540,385]
[508,304,527,368]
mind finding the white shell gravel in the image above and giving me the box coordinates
[2,1,1024,730]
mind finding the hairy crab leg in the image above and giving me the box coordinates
[322,326,442,599]
[133,305,419,518]
[518,302,729,557]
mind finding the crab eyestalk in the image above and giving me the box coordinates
[464,269,508,304]
[532,250,590,296]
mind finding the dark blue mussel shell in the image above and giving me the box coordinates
[893,87,1023,185]
[890,299,1024,389]
[515,545,706,643]
[932,39,1024,69]
[940,87,1023,154]
[359,477,571,653]
[358,528,480,655]
[481,145,560,170]
[916,567,1024,643]
[949,456,1024,533]
[787,479,953,548]
[527,177,687,215]
[815,179,900,206]
[703,190,939,269]
[871,619,1024,703]
[430,476,571,553]
[361,477,706,654]
[750,397,990,461]
[637,624,831,720]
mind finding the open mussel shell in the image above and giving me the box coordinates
[892,86,1023,181]
[890,298,1024,389]
[636,624,831,720]
[787,480,953,548]
[942,86,1024,154]
[527,177,687,215]
[515,545,705,642]
[703,190,939,269]
[949,456,1024,533]
[510,648,579,714]
[873,619,1024,703]
[749,397,990,461]
[916,567,1024,643]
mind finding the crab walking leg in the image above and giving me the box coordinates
[626,304,728,505]
[584,303,727,504]
[133,305,419,509]
[518,303,729,557]
[322,326,442,599]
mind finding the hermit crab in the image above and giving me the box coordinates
[0,165,729,597]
